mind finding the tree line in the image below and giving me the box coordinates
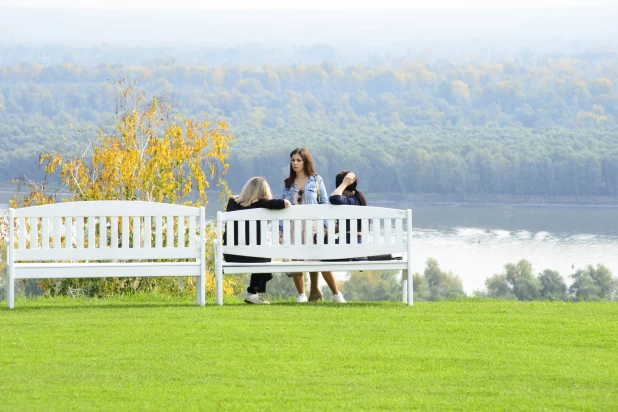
[1,52,618,196]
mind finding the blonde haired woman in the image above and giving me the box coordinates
[223,177,290,304]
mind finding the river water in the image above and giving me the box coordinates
[2,191,617,293]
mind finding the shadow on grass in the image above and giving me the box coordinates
[0,295,414,311]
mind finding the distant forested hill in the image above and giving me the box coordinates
[1,49,617,195]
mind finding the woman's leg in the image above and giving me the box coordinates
[248,273,273,294]
[309,272,323,301]
[321,271,340,295]
[292,273,305,294]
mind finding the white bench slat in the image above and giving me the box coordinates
[99,216,107,247]
[110,216,118,249]
[282,220,290,245]
[249,220,257,247]
[42,217,50,249]
[188,217,196,248]
[134,216,141,248]
[122,216,130,248]
[260,220,268,246]
[13,262,201,279]
[76,216,84,249]
[395,219,403,244]
[226,220,235,247]
[293,219,301,245]
[316,219,324,245]
[88,216,95,248]
[372,218,380,244]
[178,216,185,248]
[19,217,26,249]
[53,217,61,249]
[144,216,152,248]
[65,217,72,248]
[29,217,37,248]
[166,215,174,248]
[384,218,392,244]
[155,216,163,248]
[270,219,278,246]
[304,220,312,245]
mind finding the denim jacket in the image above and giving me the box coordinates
[281,174,329,205]
[280,174,328,231]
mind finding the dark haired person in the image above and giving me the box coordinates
[329,170,367,245]
[281,147,345,303]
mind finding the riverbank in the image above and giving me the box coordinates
[369,193,618,208]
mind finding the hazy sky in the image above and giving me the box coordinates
[0,0,615,9]
[1,0,616,47]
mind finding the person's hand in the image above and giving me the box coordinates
[343,172,356,186]
[283,199,291,208]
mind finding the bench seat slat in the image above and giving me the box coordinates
[13,262,201,279]
[222,244,405,260]
[13,248,200,261]
[222,260,407,274]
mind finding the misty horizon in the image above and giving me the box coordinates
[1,7,617,49]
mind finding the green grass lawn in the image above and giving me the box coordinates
[1,297,617,411]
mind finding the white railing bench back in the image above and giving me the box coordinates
[214,204,413,305]
[6,201,206,308]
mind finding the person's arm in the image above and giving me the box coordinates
[256,198,290,210]
[317,175,329,204]
[329,172,357,204]
[329,194,360,205]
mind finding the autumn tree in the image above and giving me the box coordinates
[8,78,241,298]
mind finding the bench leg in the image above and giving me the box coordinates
[401,270,407,304]
[196,272,206,306]
[215,244,223,306]
[406,269,413,306]
[216,267,223,306]
[8,272,14,309]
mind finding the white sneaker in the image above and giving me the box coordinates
[296,293,308,303]
[244,293,268,305]
[332,292,346,303]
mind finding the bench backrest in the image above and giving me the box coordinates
[217,204,411,260]
[8,201,206,262]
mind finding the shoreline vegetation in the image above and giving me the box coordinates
[2,187,618,209]
[370,193,618,208]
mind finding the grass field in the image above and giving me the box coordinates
[1,296,617,411]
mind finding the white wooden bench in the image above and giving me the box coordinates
[213,204,413,305]
[6,201,206,308]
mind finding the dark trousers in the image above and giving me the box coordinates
[223,254,273,294]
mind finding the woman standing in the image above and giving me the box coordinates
[281,148,346,303]
[224,177,290,304]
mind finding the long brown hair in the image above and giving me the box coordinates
[336,170,367,206]
[284,147,317,189]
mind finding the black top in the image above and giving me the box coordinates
[329,194,364,232]
[223,197,286,246]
